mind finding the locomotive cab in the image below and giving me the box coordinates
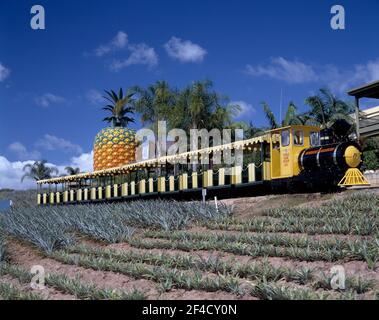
[268,125,321,180]
[267,125,368,189]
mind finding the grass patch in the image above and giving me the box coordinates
[66,244,314,284]
[251,281,328,300]
[50,250,243,295]
[0,282,43,300]
[128,235,379,266]
[0,263,146,300]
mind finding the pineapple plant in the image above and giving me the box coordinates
[93,88,137,171]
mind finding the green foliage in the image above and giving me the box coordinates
[68,205,136,243]
[133,81,176,132]
[0,200,231,252]
[0,233,7,262]
[305,88,354,129]
[362,151,379,171]
[0,263,146,300]
[116,200,232,231]
[262,102,279,129]
[313,272,375,294]
[0,282,43,300]
[103,88,135,127]
[45,273,146,300]
[51,250,243,294]
[1,206,75,253]
[64,166,81,176]
[65,244,315,285]
[361,137,379,171]
[251,281,327,300]
[133,80,241,136]
[205,191,379,236]
[261,101,309,129]
[131,80,357,142]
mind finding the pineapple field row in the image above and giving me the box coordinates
[0,190,378,300]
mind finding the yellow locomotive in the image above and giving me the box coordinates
[36,124,368,206]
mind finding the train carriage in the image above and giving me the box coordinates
[36,124,369,206]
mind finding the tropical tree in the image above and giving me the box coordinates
[132,81,177,158]
[64,166,80,175]
[21,160,58,182]
[133,81,176,131]
[261,101,306,129]
[102,88,135,127]
[262,102,279,129]
[305,88,354,129]
[175,80,241,132]
[211,103,241,131]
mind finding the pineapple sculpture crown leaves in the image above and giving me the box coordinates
[102,88,135,128]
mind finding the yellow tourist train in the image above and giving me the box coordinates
[36,125,369,206]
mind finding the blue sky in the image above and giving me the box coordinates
[1,0,379,189]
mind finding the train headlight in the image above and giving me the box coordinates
[344,145,361,168]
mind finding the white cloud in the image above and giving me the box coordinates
[322,58,379,93]
[164,37,207,63]
[8,142,41,160]
[86,89,105,105]
[69,151,93,172]
[35,93,65,107]
[0,152,93,190]
[0,156,36,190]
[91,31,158,71]
[39,152,93,178]
[245,56,379,93]
[246,57,318,84]
[231,101,255,118]
[94,31,128,57]
[36,134,83,155]
[0,62,10,82]
[110,43,158,71]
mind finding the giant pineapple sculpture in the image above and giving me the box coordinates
[93,89,137,171]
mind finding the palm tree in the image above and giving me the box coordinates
[176,80,240,132]
[103,88,135,127]
[305,88,354,129]
[133,81,177,158]
[211,103,241,131]
[262,101,305,129]
[21,160,58,182]
[65,166,80,175]
[262,102,279,129]
[133,81,176,131]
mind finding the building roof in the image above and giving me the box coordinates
[361,105,379,118]
[348,80,379,99]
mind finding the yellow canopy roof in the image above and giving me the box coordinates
[37,134,269,184]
